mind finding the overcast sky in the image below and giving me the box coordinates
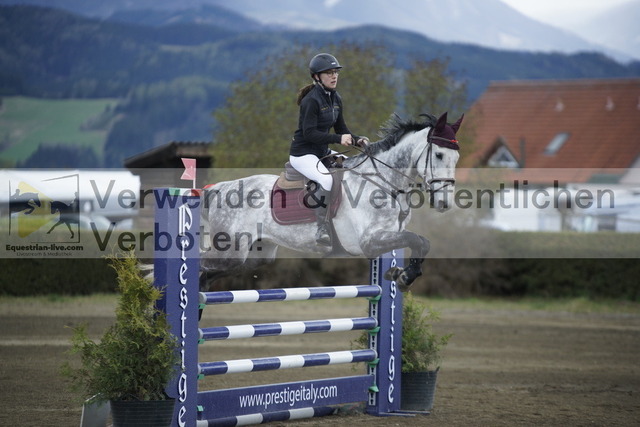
[501,0,633,27]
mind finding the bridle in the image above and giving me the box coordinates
[421,132,459,196]
[319,128,459,200]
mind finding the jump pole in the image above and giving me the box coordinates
[153,188,405,426]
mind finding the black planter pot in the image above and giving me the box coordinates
[110,398,175,427]
[400,367,439,412]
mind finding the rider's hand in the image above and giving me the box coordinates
[340,134,353,146]
[356,137,370,147]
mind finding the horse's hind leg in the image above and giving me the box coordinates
[65,221,74,239]
[198,242,278,291]
[198,268,228,292]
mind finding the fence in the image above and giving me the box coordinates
[153,189,404,426]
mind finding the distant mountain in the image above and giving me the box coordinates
[0,0,208,18]
[1,5,639,167]
[570,0,640,62]
[0,0,635,62]
[206,0,633,62]
[2,5,637,101]
[106,4,265,31]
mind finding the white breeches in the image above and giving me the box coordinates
[289,154,333,191]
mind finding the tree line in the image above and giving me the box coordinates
[211,45,471,169]
[3,5,638,168]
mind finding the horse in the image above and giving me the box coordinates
[47,196,79,239]
[9,191,41,215]
[199,112,463,291]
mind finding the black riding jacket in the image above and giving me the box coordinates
[290,83,355,158]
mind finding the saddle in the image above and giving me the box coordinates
[274,162,307,190]
[271,161,343,226]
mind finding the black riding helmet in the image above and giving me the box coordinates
[309,53,342,79]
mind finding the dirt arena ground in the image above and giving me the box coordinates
[0,295,638,426]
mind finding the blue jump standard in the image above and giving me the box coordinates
[153,188,407,427]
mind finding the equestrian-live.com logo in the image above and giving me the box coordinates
[6,173,84,254]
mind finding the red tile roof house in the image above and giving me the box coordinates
[459,78,640,232]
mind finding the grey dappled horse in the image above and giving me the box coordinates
[200,113,463,290]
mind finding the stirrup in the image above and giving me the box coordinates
[315,223,331,247]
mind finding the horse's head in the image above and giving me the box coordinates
[422,112,463,212]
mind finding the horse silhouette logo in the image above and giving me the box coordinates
[47,192,80,239]
[8,174,81,242]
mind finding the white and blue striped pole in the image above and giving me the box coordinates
[199,317,377,341]
[198,349,377,376]
[199,285,381,304]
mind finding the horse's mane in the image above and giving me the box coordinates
[362,113,435,157]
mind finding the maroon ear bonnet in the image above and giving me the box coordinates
[432,112,463,150]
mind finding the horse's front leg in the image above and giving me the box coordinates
[47,220,61,234]
[385,256,426,291]
[362,230,430,291]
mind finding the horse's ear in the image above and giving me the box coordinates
[435,112,448,132]
[451,114,464,134]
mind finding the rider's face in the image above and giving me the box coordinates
[318,69,339,89]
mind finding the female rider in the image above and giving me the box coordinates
[289,53,366,246]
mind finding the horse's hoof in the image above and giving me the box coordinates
[384,267,402,281]
[396,272,412,293]
[398,283,411,293]
[384,267,412,292]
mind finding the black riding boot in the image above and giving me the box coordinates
[314,188,332,247]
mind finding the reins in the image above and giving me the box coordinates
[317,143,416,203]
[316,130,456,199]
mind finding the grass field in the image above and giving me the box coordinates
[0,96,117,166]
[0,294,638,426]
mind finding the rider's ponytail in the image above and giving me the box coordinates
[296,83,315,106]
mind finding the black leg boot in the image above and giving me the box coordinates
[314,188,332,246]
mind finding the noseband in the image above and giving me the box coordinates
[420,131,459,197]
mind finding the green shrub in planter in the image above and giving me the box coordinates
[400,293,452,412]
[354,293,452,412]
[401,293,452,373]
[62,252,179,403]
[353,293,452,372]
